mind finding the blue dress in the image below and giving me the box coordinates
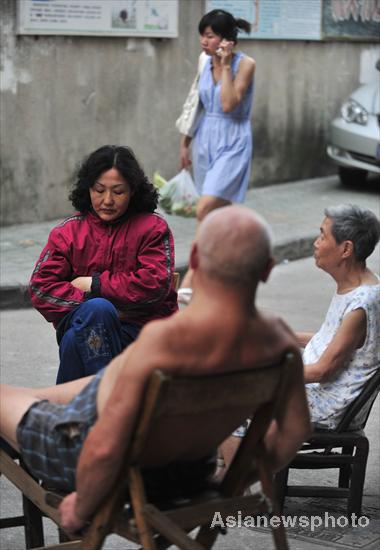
[192,51,254,203]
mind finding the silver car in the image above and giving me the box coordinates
[327,71,380,186]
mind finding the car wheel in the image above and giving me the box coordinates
[338,167,368,186]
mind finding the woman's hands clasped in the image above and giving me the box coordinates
[71,277,92,292]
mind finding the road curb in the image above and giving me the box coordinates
[273,234,316,263]
[0,285,31,310]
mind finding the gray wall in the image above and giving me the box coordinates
[1,0,379,225]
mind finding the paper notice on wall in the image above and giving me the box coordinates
[18,0,178,37]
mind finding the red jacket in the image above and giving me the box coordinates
[29,211,178,328]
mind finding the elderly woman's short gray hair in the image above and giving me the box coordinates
[324,204,380,262]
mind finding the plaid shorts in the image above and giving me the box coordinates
[17,368,216,499]
[16,369,104,492]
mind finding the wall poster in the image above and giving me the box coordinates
[322,0,380,40]
[17,0,178,37]
[205,0,322,40]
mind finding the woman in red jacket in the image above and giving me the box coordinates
[29,145,178,383]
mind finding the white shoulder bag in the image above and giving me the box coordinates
[175,52,208,138]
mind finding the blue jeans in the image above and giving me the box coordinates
[56,298,141,384]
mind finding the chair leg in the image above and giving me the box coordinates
[128,467,157,550]
[270,521,289,550]
[22,494,44,549]
[348,438,369,516]
[265,481,289,550]
[79,483,123,549]
[259,462,289,550]
[338,445,353,488]
[144,504,203,550]
[195,525,220,549]
[19,457,45,549]
[58,528,71,543]
[274,468,289,511]
[338,465,352,488]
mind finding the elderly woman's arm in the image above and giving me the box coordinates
[304,308,367,383]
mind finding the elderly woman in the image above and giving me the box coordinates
[299,204,380,429]
[29,145,178,383]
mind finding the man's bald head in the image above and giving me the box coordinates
[194,206,273,286]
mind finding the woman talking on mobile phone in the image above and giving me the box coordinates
[179,9,255,289]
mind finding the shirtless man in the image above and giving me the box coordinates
[0,205,310,534]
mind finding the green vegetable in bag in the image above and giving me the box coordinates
[153,170,199,218]
[153,172,167,189]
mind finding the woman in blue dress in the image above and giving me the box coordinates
[179,9,255,290]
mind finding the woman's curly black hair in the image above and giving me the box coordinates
[69,145,158,214]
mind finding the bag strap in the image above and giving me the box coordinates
[197,52,208,76]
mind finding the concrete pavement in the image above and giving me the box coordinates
[1,174,379,308]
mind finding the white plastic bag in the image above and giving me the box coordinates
[153,169,199,218]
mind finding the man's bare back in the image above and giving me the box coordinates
[98,306,297,415]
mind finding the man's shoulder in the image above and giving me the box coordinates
[132,316,179,359]
[124,313,302,385]
[253,311,301,359]
[259,310,297,341]
[106,320,174,386]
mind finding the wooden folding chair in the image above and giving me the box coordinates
[173,271,180,291]
[1,352,296,550]
[0,439,45,548]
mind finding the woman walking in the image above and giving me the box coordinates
[179,9,255,289]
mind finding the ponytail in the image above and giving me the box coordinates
[235,18,251,36]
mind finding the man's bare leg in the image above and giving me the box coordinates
[0,386,40,450]
[0,376,93,451]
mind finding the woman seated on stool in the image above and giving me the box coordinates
[29,145,178,383]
